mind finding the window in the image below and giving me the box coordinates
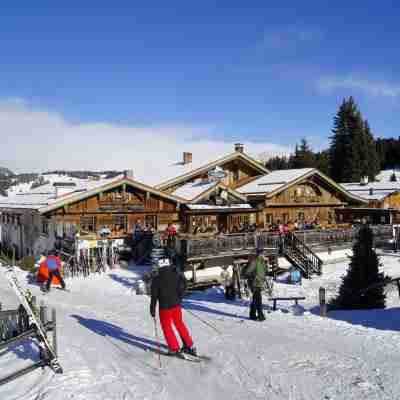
[265,213,273,225]
[80,216,97,233]
[298,212,305,222]
[113,215,128,232]
[145,215,157,230]
[281,213,289,223]
[233,170,239,182]
[42,220,49,235]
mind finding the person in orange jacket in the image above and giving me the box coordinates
[45,251,66,292]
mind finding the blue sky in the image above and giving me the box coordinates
[1,2,400,171]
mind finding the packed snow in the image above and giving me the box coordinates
[1,253,400,399]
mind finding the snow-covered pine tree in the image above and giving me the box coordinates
[390,171,397,182]
[332,224,386,309]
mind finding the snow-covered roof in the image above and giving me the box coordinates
[186,204,253,211]
[237,168,314,194]
[0,176,123,210]
[171,179,218,201]
[341,181,400,201]
[148,150,268,190]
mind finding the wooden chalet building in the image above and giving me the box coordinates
[0,174,185,259]
[338,181,400,224]
[0,143,372,260]
[236,168,367,228]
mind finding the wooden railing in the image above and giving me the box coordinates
[293,225,393,247]
[180,225,393,267]
[283,232,323,278]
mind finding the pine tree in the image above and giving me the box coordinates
[390,171,397,182]
[290,139,316,169]
[332,225,386,310]
[329,98,354,182]
[329,97,380,182]
[364,120,380,180]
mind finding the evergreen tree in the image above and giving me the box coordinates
[390,171,397,182]
[329,97,380,182]
[364,120,380,180]
[290,138,316,169]
[332,225,386,310]
[315,150,330,176]
[329,98,354,182]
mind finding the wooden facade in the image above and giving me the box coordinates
[249,174,364,228]
[45,181,181,241]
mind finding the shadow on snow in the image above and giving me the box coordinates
[71,314,168,354]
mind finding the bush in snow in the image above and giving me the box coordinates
[331,224,386,310]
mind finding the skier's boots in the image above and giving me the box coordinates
[182,345,197,356]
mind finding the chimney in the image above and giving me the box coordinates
[234,143,244,153]
[183,152,192,165]
[360,176,369,186]
[124,169,134,179]
[53,182,77,198]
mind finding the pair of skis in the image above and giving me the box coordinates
[163,350,211,363]
[2,266,63,374]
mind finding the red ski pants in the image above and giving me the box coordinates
[159,305,193,352]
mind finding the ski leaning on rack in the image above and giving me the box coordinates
[2,267,63,374]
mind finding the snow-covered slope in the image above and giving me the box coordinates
[1,255,400,399]
[7,174,90,195]
[376,169,400,182]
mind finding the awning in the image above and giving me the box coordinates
[185,203,255,214]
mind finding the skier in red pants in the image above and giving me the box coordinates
[150,260,196,356]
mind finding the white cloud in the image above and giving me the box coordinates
[0,100,290,182]
[318,76,400,98]
[260,24,323,51]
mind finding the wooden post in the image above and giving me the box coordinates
[39,302,48,325]
[319,287,327,317]
[52,308,57,356]
[396,279,400,299]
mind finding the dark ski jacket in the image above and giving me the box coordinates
[150,267,187,315]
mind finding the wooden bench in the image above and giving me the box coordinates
[269,296,306,311]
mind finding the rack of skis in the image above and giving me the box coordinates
[59,243,120,279]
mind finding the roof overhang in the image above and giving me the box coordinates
[39,177,187,215]
[155,151,269,191]
[192,182,248,204]
[184,203,255,214]
[241,169,368,205]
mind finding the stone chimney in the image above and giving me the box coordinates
[124,169,134,179]
[234,143,244,153]
[183,152,193,164]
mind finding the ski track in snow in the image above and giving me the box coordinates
[1,256,400,399]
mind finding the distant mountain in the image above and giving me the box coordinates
[0,168,123,196]
[0,167,14,177]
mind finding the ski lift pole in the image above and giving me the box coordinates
[153,317,162,369]
[182,306,222,334]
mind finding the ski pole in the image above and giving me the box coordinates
[183,307,222,334]
[153,317,162,369]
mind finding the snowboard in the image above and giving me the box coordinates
[2,267,63,373]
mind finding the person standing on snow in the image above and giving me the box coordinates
[150,260,196,356]
[245,248,267,321]
[45,251,66,292]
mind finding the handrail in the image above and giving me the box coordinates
[283,232,323,277]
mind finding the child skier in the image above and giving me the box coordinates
[150,259,196,356]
